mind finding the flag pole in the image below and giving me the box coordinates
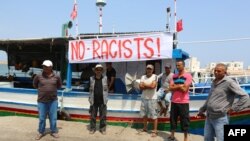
[174,0,177,33]
[74,0,80,39]
[66,0,79,90]
[173,0,177,49]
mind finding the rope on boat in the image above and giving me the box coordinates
[57,88,71,120]
[179,37,250,44]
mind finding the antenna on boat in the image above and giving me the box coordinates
[166,7,171,32]
[112,24,115,34]
[96,0,107,33]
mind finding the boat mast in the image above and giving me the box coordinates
[96,0,107,33]
[173,0,177,49]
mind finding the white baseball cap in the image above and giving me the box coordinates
[95,64,103,69]
[42,60,53,67]
[165,64,171,68]
[146,64,154,69]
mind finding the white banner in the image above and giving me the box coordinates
[68,32,173,63]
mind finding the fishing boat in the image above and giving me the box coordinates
[0,32,249,136]
[190,71,250,94]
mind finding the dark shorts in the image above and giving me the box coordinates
[170,102,190,132]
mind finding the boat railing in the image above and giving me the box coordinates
[189,74,250,95]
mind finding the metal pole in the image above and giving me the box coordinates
[166,7,171,32]
[173,0,177,49]
[66,63,72,89]
[174,0,177,33]
[99,6,103,33]
[74,0,80,39]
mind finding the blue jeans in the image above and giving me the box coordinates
[157,88,171,105]
[37,100,58,134]
[204,114,229,141]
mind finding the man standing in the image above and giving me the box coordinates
[106,62,116,93]
[80,64,95,81]
[89,64,109,135]
[157,64,174,116]
[139,64,158,137]
[197,63,249,141]
[33,60,62,140]
[169,60,192,141]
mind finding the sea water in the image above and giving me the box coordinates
[0,64,8,76]
[0,64,14,87]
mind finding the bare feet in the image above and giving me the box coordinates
[159,108,167,116]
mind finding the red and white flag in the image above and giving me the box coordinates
[70,4,77,20]
[176,19,183,32]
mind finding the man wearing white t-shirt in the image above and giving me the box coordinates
[139,64,158,137]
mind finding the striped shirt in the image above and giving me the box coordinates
[33,72,62,102]
[170,72,192,103]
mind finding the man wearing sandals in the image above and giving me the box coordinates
[169,60,192,141]
[139,64,158,137]
[33,60,62,140]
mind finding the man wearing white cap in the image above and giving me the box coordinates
[139,64,158,137]
[88,64,109,135]
[33,60,62,140]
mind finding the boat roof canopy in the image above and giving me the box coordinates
[0,37,71,72]
[172,49,189,60]
[0,37,69,52]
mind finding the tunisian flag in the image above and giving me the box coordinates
[176,19,183,32]
[71,4,77,20]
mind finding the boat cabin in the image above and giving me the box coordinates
[0,37,68,88]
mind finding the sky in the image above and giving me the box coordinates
[0,0,250,68]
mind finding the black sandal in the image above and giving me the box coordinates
[138,128,147,133]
